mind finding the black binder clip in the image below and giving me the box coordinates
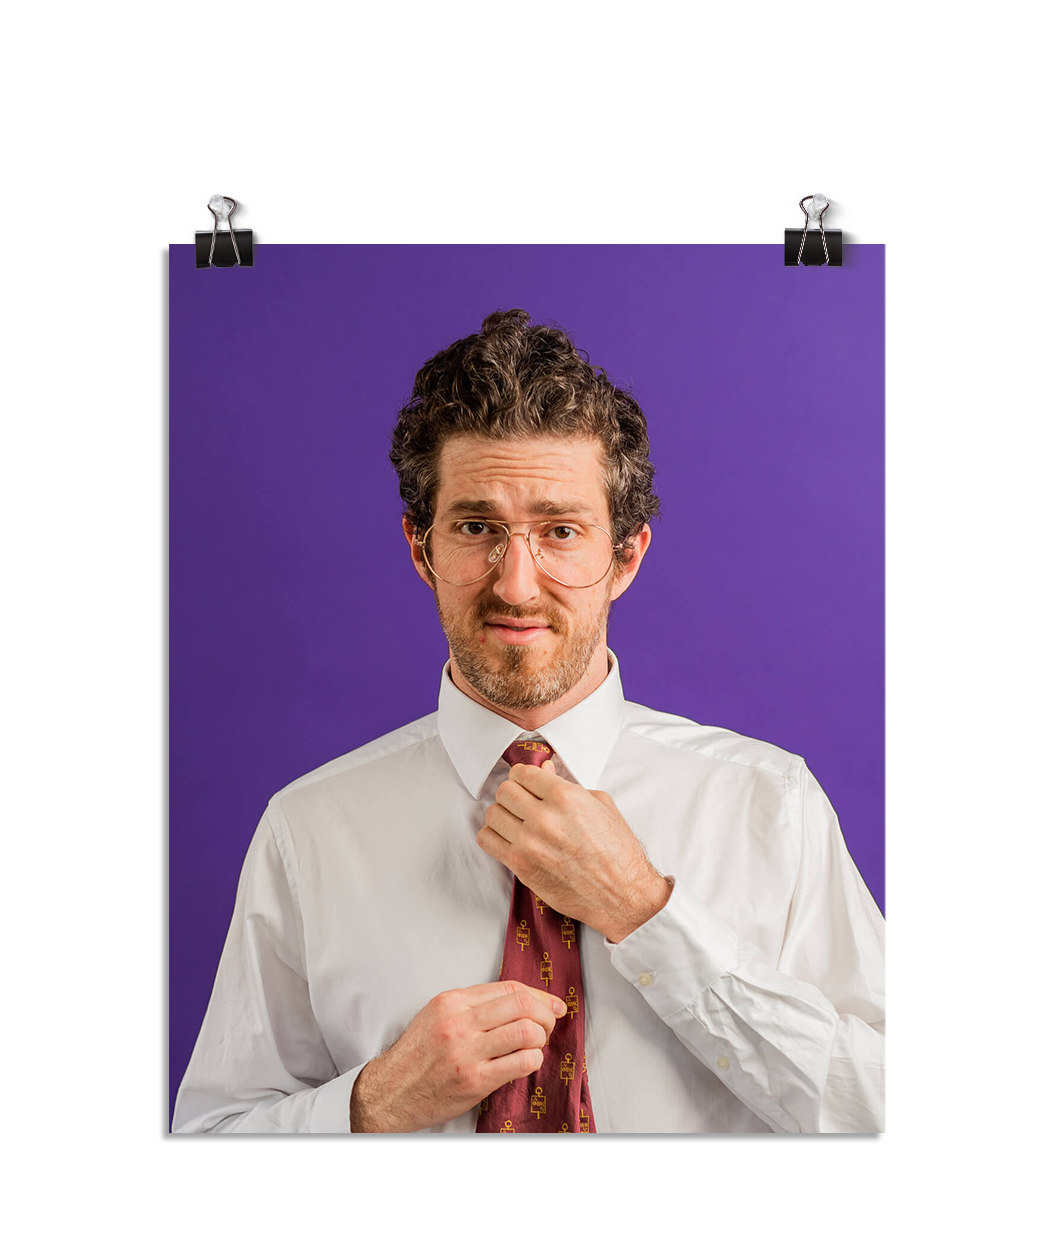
[195,195,254,269]
[784,194,842,267]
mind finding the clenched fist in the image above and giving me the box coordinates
[349,980,567,1132]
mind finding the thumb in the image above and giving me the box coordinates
[543,759,558,773]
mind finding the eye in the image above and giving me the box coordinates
[547,523,582,542]
[456,520,497,537]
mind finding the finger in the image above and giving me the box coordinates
[543,759,557,774]
[484,800,524,842]
[480,1046,545,1088]
[508,761,565,801]
[473,988,567,1031]
[494,778,538,821]
[459,979,551,1008]
[476,824,512,863]
[479,1016,549,1061]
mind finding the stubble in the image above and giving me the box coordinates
[434,590,612,712]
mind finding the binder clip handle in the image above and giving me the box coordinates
[207,195,242,268]
[797,194,830,267]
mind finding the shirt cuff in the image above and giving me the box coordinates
[605,878,741,1020]
[308,1065,366,1133]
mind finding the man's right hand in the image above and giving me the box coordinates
[348,980,567,1132]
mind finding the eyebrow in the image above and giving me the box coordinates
[442,498,597,519]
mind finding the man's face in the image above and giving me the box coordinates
[405,435,647,715]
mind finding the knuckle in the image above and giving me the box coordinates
[427,991,451,1017]
[515,989,536,1015]
[513,849,539,879]
[513,1018,540,1046]
[442,988,465,1012]
[449,1056,480,1091]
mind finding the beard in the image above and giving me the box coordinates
[435,589,612,712]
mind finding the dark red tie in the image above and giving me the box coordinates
[476,739,596,1134]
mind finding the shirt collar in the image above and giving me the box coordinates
[437,649,627,799]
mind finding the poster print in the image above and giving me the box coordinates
[169,244,885,1132]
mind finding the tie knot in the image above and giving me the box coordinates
[503,739,554,768]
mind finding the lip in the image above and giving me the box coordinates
[484,621,552,644]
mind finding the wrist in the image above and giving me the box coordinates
[606,872,672,944]
[349,1058,395,1133]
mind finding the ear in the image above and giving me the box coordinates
[609,524,651,602]
[402,516,435,589]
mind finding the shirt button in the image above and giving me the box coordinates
[637,972,654,986]
[717,1056,730,1070]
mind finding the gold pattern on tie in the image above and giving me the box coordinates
[565,987,579,1019]
[475,738,597,1134]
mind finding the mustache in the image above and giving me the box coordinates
[475,601,564,629]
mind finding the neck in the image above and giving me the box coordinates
[447,643,611,729]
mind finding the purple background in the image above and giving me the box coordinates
[169,244,884,1122]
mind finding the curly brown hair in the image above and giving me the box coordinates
[390,310,661,571]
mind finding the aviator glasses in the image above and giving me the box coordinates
[420,518,617,589]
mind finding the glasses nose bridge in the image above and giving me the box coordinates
[491,523,542,574]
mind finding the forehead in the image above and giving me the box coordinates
[435,435,609,517]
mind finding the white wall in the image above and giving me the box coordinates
[3,2,1054,1256]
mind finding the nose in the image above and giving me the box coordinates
[489,530,544,606]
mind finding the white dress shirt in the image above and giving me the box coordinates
[173,651,884,1134]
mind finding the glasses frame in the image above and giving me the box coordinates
[419,518,618,589]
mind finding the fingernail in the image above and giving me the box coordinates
[552,998,567,1015]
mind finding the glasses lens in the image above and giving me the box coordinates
[527,522,614,587]
[425,521,508,585]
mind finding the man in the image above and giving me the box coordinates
[173,309,884,1134]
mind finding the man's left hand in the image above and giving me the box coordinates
[477,761,671,942]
